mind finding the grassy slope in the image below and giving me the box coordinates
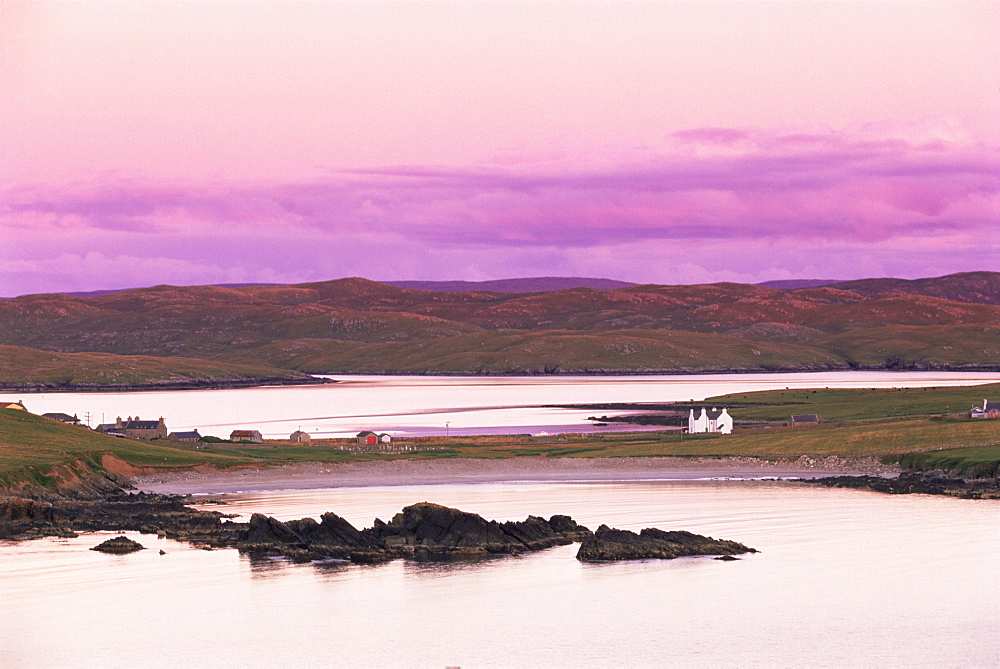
[218,329,846,373]
[0,345,315,388]
[0,408,250,489]
[704,383,1000,422]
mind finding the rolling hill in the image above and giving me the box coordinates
[0,272,996,381]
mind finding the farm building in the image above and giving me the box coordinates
[789,414,823,426]
[971,400,999,419]
[1,401,26,411]
[379,433,392,444]
[688,407,733,434]
[290,430,311,443]
[170,430,202,442]
[357,431,378,445]
[230,429,263,443]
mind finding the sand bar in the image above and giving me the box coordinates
[133,456,897,495]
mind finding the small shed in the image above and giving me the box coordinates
[230,429,263,443]
[379,433,392,444]
[290,430,311,443]
[357,431,377,445]
[789,414,823,426]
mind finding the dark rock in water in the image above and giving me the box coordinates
[714,555,739,561]
[91,536,145,554]
[236,502,593,563]
[364,502,593,560]
[576,525,756,562]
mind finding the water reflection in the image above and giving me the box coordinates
[3,483,998,667]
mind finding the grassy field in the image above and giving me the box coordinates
[2,382,999,492]
[703,383,1000,422]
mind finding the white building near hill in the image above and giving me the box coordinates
[688,407,733,434]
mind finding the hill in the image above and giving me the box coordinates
[385,277,637,292]
[825,271,1000,305]
[0,345,319,391]
[0,273,996,379]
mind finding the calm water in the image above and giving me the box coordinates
[2,481,998,668]
[2,371,996,439]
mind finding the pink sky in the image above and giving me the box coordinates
[2,0,998,296]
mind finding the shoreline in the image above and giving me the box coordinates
[133,455,898,495]
[6,367,999,394]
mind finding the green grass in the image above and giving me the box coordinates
[899,445,1000,478]
[704,383,1000,422]
[0,408,251,488]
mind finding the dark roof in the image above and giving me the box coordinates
[170,431,201,439]
[43,413,78,422]
[791,414,822,422]
[357,431,376,437]
[124,420,161,430]
[985,401,999,411]
[692,407,727,420]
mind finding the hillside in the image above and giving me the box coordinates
[385,277,637,292]
[0,407,250,495]
[0,272,996,378]
[0,345,319,391]
[826,271,1000,305]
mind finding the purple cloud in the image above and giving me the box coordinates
[2,124,996,295]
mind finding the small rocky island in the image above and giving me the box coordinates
[91,535,145,554]
[577,525,756,561]
[235,502,756,564]
[1,494,757,565]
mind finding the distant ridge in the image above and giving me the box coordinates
[385,277,637,293]
[756,279,840,290]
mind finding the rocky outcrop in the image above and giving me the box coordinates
[802,472,1000,499]
[576,525,757,562]
[236,502,594,563]
[91,536,145,554]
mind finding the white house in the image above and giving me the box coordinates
[688,407,733,434]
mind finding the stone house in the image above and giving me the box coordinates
[290,430,311,443]
[230,429,263,443]
[116,416,168,440]
[170,430,202,442]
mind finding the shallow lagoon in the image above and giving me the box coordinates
[3,370,996,439]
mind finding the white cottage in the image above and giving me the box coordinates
[688,407,733,434]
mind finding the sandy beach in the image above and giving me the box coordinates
[133,455,897,495]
